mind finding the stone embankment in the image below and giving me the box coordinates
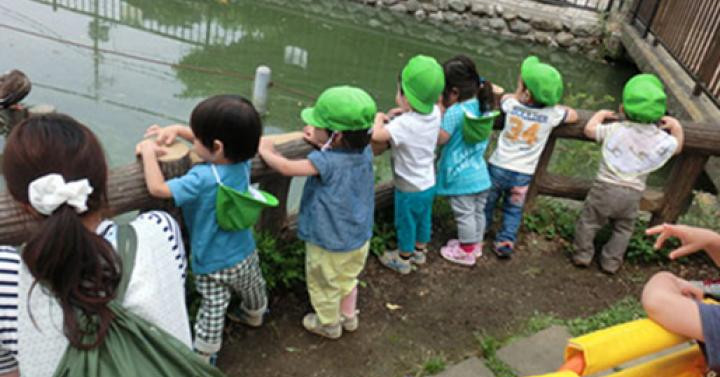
[353,0,627,59]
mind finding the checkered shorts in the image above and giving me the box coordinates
[194,251,267,351]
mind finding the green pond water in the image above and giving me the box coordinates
[2,0,637,180]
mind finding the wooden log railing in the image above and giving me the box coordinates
[0,110,718,245]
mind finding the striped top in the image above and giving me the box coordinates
[0,210,189,375]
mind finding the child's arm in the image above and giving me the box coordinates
[659,116,684,155]
[437,130,451,146]
[136,139,172,198]
[646,223,720,266]
[559,106,578,124]
[371,112,392,143]
[583,110,615,140]
[145,124,196,145]
[258,138,318,177]
[642,272,704,341]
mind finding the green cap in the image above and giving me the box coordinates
[622,73,667,123]
[301,86,377,132]
[401,55,445,114]
[520,56,564,106]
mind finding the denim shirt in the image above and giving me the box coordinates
[167,162,256,275]
[436,99,492,196]
[298,147,375,251]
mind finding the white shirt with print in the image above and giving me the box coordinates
[386,106,441,192]
[489,97,567,175]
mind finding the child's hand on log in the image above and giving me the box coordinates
[659,116,682,132]
[144,124,179,146]
[135,139,168,158]
[258,137,276,157]
[595,109,617,123]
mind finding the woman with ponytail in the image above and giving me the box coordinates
[435,55,499,267]
[0,114,191,376]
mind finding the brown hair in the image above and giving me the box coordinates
[442,55,498,113]
[2,113,120,349]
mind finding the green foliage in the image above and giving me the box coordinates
[566,297,646,336]
[370,220,396,257]
[476,334,517,377]
[523,198,578,240]
[422,357,447,375]
[256,231,306,291]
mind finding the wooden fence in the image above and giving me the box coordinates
[0,110,718,245]
[632,0,720,107]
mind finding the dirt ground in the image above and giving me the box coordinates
[217,232,716,377]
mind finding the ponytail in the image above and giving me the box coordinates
[477,77,499,114]
[3,114,120,349]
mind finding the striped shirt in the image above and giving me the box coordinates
[0,210,187,375]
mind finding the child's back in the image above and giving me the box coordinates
[386,107,441,192]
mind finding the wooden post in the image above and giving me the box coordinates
[524,134,557,212]
[256,176,293,235]
[650,153,708,226]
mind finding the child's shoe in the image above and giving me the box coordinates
[194,349,218,366]
[474,242,484,258]
[341,311,359,332]
[412,247,427,265]
[379,250,412,274]
[440,242,476,266]
[302,313,342,339]
[493,241,514,259]
[227,305,266,327]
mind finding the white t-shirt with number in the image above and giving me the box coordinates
[489,97,567,175]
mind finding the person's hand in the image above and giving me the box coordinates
[387,107,405,119]
[659,116,681,132]
[135,139,167,157]
[144,124,179,146]
[595,109,617,122]
[258,137,276,156]
[675,277,704,300]
[646,224,720,261]
[374,112,389,125]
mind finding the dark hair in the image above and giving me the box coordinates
[190,95,263,162]
[339,129,372,150]
[442,55,498,113]
[3,113,120,350]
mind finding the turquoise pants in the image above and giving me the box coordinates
[395,187,435,253]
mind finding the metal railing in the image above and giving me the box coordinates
[632,0,720,107]
[533,0,623,13]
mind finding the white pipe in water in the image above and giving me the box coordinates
[253,65,271,116]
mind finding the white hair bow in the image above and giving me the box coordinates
[28,174,94,216]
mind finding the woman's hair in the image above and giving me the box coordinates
[3,113,120,349]
[190,95,263,162]
[442,55,498,113]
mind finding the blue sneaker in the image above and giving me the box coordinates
[379,250,412,274]
[493,241,514,259]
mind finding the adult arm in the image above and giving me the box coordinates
[642,271,704,341]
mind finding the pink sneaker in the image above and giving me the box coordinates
[440,243,476,266]
[474,242,484,258]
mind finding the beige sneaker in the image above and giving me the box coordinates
[302,313,342,339]
[341,312,359,332]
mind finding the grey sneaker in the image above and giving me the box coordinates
[379,250,412,274]
[302,313,342,339]
[341,312,359,332]
[227,305,266,327]
[411,249,427,265]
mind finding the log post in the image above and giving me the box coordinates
[650,153,708,226]
[524,134,558,212]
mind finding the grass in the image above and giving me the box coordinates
[421,356,447,375]
[474,296,646,377]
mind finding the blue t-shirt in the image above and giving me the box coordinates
[298,147,374,252]
[167,162,256,275]
[436,99,492,196]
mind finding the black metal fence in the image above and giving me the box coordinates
[533,0,623,13]
[632,0,720,107]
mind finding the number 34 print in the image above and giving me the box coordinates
[505,115,540,146]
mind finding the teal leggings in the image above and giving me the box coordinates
[394,187,435,253]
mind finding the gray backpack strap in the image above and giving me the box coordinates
[114,224,137,303]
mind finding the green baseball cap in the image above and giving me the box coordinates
[520,56,564,106]
[401,55,445,114]
[301,86,377,131]
[622,73,667,123]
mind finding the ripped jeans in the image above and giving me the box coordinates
[484,164,533,244]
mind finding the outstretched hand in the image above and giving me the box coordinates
[646,223,720,264]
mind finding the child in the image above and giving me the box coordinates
[573,74,683,274]
[372,55,445,274]
[485,56,578,258]
[258,86,376,339]
[436,55,497,266]
[643,223,720,372]
[136,95,268,363]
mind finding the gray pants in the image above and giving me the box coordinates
[449,191,489,244]
[573,180,643,272]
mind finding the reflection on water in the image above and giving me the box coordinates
[3,0,636,170]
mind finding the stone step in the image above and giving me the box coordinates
[433,356,494,377]
[496,325,572,376]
